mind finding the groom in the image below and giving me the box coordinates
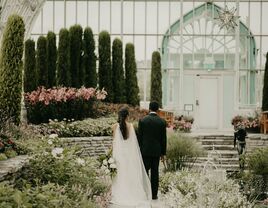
[138,101,167,200]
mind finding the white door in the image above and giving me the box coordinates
[197,76,219,129]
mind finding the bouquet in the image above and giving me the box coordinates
[99,149,117,178]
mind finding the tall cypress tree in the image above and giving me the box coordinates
[69,24,83,88]
[0,15,25,124]
[112,38,126,103]
[262,52,268,111]
[36,36,48,87]
[24,39,37,93]
[98,31,113,102]
[83,27,97,88]
[125,43,139,106]
[47,31,57,88]
[150,51,162,107]
[57,28,71,87]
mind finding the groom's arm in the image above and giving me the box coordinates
[161,120,167,156]
[138,119,143,147]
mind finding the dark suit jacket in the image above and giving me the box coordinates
[138,113,167,157]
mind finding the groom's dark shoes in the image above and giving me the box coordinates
[152,196,158,200]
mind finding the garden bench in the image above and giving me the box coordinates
[158,109,174,127]
[260,111,268,134]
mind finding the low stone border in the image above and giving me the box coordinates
[62,136,113,157]
[0,155,29,182]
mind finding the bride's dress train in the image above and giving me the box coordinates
[111,124,152,208]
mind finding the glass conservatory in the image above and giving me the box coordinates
[1,0,267,129]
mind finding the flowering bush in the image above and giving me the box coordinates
[231,114,260,131]
[24,87,107,124]
[173,115,193,132]
[166,133,204,171]
[159,169,254,208]
[30,116,117,137]
[99,149,117,178]
[0,134,17,160]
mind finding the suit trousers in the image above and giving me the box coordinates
[142,156,160,198]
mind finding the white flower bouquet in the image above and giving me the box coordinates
[99,149,117,178]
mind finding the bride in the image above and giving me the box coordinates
[110,107,152,208]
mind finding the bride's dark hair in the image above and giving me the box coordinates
[118,107,129,140]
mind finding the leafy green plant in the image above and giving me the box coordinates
[166,133,204,171]
[0,15,25,124]
[57,28,71,87]
[0,181,97,208]
[125,43,140,106]
[246,147,268,199]
[112,38,126,103]
[36,36,48,87]
[150,51,162,107]
[24,39,37,93]
[83,27,97,88]
[98,31,113,102]
[70,25,83,88]
[47,31,57,88]
[159,169,253,207]
[38,116,117,137]
[262,52,268,111]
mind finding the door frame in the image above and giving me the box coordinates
[194,74,223,130]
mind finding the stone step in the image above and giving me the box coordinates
[201,139,234,145]
[202,144,235,151]
[195,157,239,164]
[206,150,238,158]
[187,162,240,170]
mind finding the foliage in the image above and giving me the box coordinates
[36,36,48,87]
[24,87,107,124]
[98,149,117,178]
[112,38,126,103]
[83,27,97,88]
[125,43,140,106]
[262,52,268,111]
[0,182,96,208]
[0,135,108,207]
[247,147,268,176]
[231,113,260,130]
[70,25,83,88]
[34,116,117,137]
[0,15,25,125]
[159,169,253,208]
[47,31,57,88]
[57,28,71,87]
[24,39,37,93]
[98,31,113,102]
[173,115,193,132]
[90,102,149,121]
[0,133,17,160]
[166,133,204,171]
[150,51,162,107]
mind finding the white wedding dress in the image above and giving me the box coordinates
[111,123,152,208]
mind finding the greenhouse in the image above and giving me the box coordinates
[7,0,264,129]
[0,0,268,207]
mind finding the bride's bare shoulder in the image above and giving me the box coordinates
[112,123,118,131]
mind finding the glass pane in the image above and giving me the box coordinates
[42,2,53,32]
[111,1,121,34]
[54,2,64,33]
[123,2,133,34]
[146,2,157,34]
[66,1,76,28]
[135,2,145,34]
[77,1,87,28]
[100,1,110,32]
[88,1,99,33]
[250,2,261,35]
